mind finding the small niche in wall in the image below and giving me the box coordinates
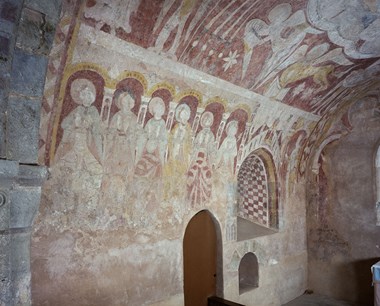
[239,252,258,294]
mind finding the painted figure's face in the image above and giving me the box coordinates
[149,97,165,119]
[179,108,190,124]
[227,122,238,137]
[153,102,165,119]
[80,86,96,107]
[119,93,135,112]
[201,111,214,128]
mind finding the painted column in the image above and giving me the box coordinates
[192,107,204,137]
[166,101,177,131]
[137,96,150,127]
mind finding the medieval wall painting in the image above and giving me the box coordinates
[41,64,312,235]
[36,0,347,239]
[80,0,380,118]
[32,2,334,304]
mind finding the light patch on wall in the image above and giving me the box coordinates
[46,233,76,279]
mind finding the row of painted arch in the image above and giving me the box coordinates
[46,67,281,228]
[46,67,253,166]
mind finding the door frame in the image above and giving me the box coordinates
[183,209,224,303]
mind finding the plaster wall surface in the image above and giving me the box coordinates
[307,101,380,305]
[2,0,380,305]
[30,5,311,305]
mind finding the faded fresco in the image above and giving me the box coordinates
[80,0,380,116]
[30,0,380,305]
[41,65,309,234]
[36,62,309,304]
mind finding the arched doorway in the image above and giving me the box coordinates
[183,210,223,306]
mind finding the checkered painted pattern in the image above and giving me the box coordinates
[237,154,269,226]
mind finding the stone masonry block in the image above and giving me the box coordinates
[10,186,41,229]
[0,46,11,82]
[0,35,10,60]
[0,235,10,271]
[0,86,7,159]
[16,7,55,55]
[0,78,9,111]
[0,19,15,37]
[0,0,23,38]
[0,189,10,231]
[0,1,22,23]
[0,160,18,179]
[18,164,47,186]
[10,232,31,275]
[0,112,5,158]
[6,96,41,163]
[0,234,11,306]
[10,48,48,97]
[25,0,61,23]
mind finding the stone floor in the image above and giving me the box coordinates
[282,293,364,306]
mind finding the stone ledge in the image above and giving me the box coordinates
[0,160,47,230]
[18,164,48,186]
[0,160,47,186]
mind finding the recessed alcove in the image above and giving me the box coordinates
[239,252,259,294]
[237,148,279,240]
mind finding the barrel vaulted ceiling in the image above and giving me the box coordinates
[82,0,380,117]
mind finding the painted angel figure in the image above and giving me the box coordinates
[242,3,322,86]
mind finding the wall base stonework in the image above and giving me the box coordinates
[0,160,47,306]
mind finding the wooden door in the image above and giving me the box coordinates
[184,210,217,306]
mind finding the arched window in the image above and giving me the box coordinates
[237,149,278,229]
[239,252,259,294]
[376,145,380,225]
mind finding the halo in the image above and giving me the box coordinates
[70,78,96,105]
[148,96,165,115]
[175,104,191,122]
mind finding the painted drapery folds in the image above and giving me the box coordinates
[40,64,303,233]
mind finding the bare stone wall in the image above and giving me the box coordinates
[0,1,61,305]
